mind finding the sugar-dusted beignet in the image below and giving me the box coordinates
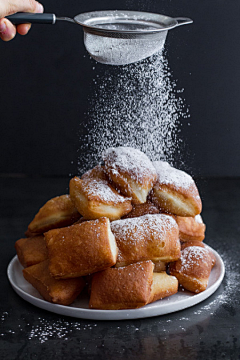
[151,161,202,217]
[175,214,206,242]
[23,260,85,305]
[122,201,159,219]
[102,147,157,204]
[89,261,154,309]
[111,214,181,267]
[181,240,216,268]
[169,246,212,293]
[69,176,132,221]
[45,217,118,279]
[148,272,178,303]
[26,195,81,237]
[81,165,107,181]
[15,235,48,268]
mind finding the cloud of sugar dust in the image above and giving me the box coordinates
[77,50,189,175]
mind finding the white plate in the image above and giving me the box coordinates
[7,245,225,320]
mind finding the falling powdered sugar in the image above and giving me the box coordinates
[78,51,189,174]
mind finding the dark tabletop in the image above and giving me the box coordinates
[0,176,239,360]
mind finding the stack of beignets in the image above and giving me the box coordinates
[15,146,215,310]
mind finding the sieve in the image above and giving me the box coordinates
[6,10,193,65]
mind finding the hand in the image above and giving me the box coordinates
[0,0,44,41]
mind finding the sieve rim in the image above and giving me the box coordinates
[74,10,192,37]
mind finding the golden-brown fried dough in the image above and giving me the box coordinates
[111,214,181,267]
[23,260,85,305]
[89,261,178,309]
[169,246,212,293]
[45,217,118,279]
[102,147,157,204]
[81,165,107,181]
[15,235,48,268]
[26,195,81,237]
[175,214,206,242]
[69,176,132,221]
[148,271,178,303]
[151,161,202,217]
[181,240,216,268]
[89,261,154,309]
[121,201,159,219]
[152,260,167,272]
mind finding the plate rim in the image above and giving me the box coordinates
[7,245,225,321]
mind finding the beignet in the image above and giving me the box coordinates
[89,261,178,310]
[26,195,81,237]
[69,176,132,220]
[81,165,107,181]
[169,246,212,293]
[181,240,216,268]
[111,214,181,267]
[102,147,157,204]
[175,214,206,242]
[151,161,202,217]
[45,217,118,279]
[89,261,154,310]
[148,271,178,303]
[23,260,85,305]
[15,235,48,268]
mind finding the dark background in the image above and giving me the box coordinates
[0,0,240,177]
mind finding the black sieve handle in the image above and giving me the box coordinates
[6,13,56,25]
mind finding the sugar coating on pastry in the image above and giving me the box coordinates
[111,214,180,267]
[81,165,107,181]
[102,147,157,204]
[169,246,212,293]
[23,260,85,305]
[154,161,194,189]
[89,261,154,310]
[181,240,216,268]
[45,217,118,279]
[69,176,132,220]
[15,235,48,268]
[26,195,81,237]
[195,214,203,223]
[151,161,202,217]
[175,215,206,242]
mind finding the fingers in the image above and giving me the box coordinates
[3,0,44,17]
[0,0,44,41]
[16,23,31,36]
[20,0,44,14]
[0,18,16,41]
[0,19,32,41]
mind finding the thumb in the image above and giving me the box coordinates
[17,0,44,14]
[3,0,44,17]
